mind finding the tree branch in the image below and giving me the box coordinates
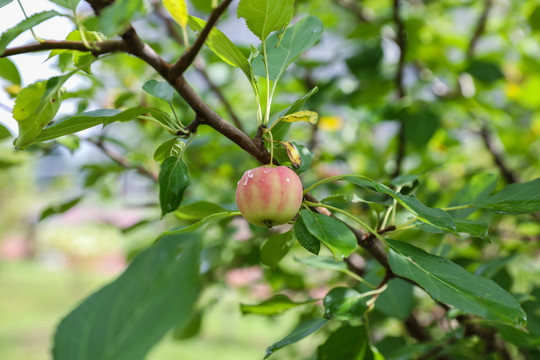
[479,123,519,184]
[88,138,158,182]
[155,2,244,132]
[169,0,234,77]
[391,0,407,178]
[332,0,370,22]
[466,0,493,61]
[0,40,126,58]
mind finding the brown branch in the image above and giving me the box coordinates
[391,0,407,178]
[466,0,493,61]
[169,0,233,77]
[479,123,519,184]
[155,2,244,131]
[332,0,370,22]
[88,138,159,182]
[0,40,126,58]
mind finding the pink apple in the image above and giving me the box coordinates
[236,166,303,227]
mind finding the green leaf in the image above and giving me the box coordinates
[50,0,80,11]
[237,0,294,41]
[0,0,13,9]
[0,122,12,140]
[153,137,184,163]
[240,294,315,315]
[13,76,67,149]
[39,195,84,221]
[164,0,188,29]
[294,214,320,255]
[252,16,323,80]
[142,79,175,102]
[264,318,328,359]
[53,232,200,360]
[474,177,540,214]
[172,311,201,340]
[343,176,456,233]
[296,255,349,273]
[273,141,312,174]
[529,6,540,32]
[0,57,21,85]
[403,107,440,148]
[98,0,145,37]
[466,60,504,83]
[279,110,318,124]
[32,107,155,145]
[449,173,498,218]
[387,239,526,327]
[163,211,238,236]
[323,287,368,320]
[298,210,357,260]
[374,278,414,321]
[260,229,294,267]
[317,324,372,360]
[389,173,420,188]
[0,10,60,54]
[454,218,489,242]
[158,156,190,217]
[187,16,252,82]
[271,86,319,141]
[175,201,227,221]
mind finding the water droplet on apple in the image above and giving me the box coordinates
[286,178,290,182]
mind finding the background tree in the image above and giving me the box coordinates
[1,0,540,359]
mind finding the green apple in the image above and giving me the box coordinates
[236,166,303,227]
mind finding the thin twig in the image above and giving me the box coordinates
[0,40,126,58]
[466,0,493,61]
[88,138,158,182]
[169,0,233,77]
[479,123,519,184]
[391,0,407,178]
[332,0,370,22]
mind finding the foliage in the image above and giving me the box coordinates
[1,0,540,359]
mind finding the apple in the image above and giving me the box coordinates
[236,166,303,227]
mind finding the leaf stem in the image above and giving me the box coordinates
[303,201,386,244]
[443,204,475,211]
[262,39,271,126]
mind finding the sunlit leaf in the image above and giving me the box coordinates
[163,0,188,29]
[237,0,294,41]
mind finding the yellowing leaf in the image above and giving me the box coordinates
[319,115,344,131]
[164,0,188,29]
[280,111,318,124]
[281,142,301,168]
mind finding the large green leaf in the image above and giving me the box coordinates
[0,57,20,85]
[474,177,540,214]
[252,16,323,80]
[188,16,252,81]
[387,239,526,327]
[240,294,315,315]
[323,287,368,320]
[260,229,295,267]
[237,0,294,41]
[53,232,201,360]
[174,201,227,221]
[0,10,60,53]
[298,209,357,259]
[264,318,328,359]
[343,176,456,233]
[317,325,376,360]
[13,76,68,148]
[32,107,155,144]
[158,156,190,217]
[374,278,414,321]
